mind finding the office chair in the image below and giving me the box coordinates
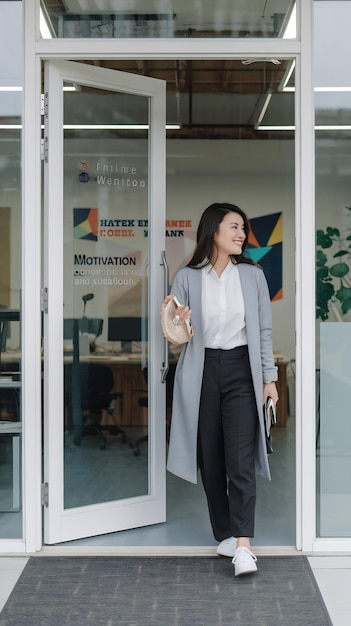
[65,362,127,450]
[129,363,176,456]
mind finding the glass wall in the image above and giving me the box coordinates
[315,1,351,537]
[0,1,22,538]
[41,0,296,39]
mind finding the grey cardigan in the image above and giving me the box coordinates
[167,262,277,484]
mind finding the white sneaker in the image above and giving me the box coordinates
[232,546,258,576]
[216,536,237,557]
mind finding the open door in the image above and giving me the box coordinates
[43,60,166,544]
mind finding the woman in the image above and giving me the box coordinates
[162,202,278,576]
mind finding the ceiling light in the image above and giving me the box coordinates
[1,124,181,130]
[257,125,295,131]
[257,125,351,131]
[63,124,181,130]
[315,125,351,130]
[283,83,351,93]
[0,86,22,92]
[315,87,351,92]
[0,86,76,92]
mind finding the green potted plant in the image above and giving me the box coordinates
[316,207,351,321]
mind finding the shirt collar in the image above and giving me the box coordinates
[204,259,236,276]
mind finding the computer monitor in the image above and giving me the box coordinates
[107,317,148,352]
[0,308,20,371]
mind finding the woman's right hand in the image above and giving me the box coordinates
[161,295,192,324]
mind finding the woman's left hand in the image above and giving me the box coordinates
[263,382,279,406]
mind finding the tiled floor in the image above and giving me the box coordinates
[0,557,28,612]
[0,555,350,624]
[308,556,351,626]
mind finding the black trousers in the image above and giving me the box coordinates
[197,345,258,540]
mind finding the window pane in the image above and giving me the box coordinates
[62,86,149,509]
[41,1,296,39]
[0,1,22,539]
[315,0,351,538]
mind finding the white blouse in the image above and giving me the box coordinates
[201,261,247,349]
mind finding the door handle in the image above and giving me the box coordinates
[160,250,169,383]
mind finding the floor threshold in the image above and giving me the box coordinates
[37,545,300,557]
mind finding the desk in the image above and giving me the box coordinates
[64,354,148,429]
[1,352,146,429]
[0,420,21,512]
[0,379,21,389]
[2,350,290,428]
[66,352,290,429]
[110,361,148,427]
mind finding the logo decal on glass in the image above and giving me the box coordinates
[74,208,98,241]
[78,160,90,183]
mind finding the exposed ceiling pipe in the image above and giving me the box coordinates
[175,61,181,128]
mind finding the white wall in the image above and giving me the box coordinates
[166,139,295,358]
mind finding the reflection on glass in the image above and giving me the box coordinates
[0,0,22,539]
[63,86,149,509]
[42,0,296,39]
[315,0,351,537]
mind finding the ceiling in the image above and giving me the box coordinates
[59,58,294,139]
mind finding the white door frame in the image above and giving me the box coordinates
[18,0,330,554]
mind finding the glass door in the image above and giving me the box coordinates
[43,60,166,544]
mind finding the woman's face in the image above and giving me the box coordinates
[213,211,246,257]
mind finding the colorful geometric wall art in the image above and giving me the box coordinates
[73,208,98,241]
[245,212,283,301]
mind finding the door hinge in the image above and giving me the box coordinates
[40,287,48,314]
[41,92,49,118]
[40,137,48,162]
[41,482,49,507]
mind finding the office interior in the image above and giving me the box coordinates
[1,0,351,555]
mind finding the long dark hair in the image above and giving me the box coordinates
[187,202,257,268]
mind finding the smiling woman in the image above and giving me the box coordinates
[163,202,278,576]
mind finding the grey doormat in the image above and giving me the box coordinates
[0,556,331,626]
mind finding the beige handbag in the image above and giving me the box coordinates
[161,296,194,345]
